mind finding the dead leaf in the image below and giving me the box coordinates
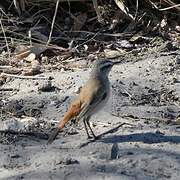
[129,34,150,44]
[114,0,134,20]
[104,49,125,59]
[15,46,46,60]
[25,53,36,62]
[22,59,41,76]
[115,40,133,49]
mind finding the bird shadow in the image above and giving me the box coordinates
[79,123,180,148]
[101,132,180,144]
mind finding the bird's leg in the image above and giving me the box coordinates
[83,117,92,139]
[67,117,79,135]
[86,117,97,139]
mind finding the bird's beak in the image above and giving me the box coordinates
[112,60,122,65]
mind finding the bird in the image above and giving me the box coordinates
[47,59,121,144]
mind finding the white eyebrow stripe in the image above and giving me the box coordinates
[100,61,113,69]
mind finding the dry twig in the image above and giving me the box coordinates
[0,130,48,140]
[1,72,49,80]
[0,66,12,69]
[46,0,60,46]
[0,88,15,91]
[0,18,10,58]
[159,3,180,11]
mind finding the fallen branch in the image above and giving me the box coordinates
[65,30,135,38]
[0,130,48,140]
[0,88,16,91]
[0,66,12,69]
[46,0,60,45]
[0,18,10,58]
[159,3,180,11]
[93,121,111,127]
[1,72,49,80]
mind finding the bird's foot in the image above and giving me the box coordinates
[68,126,79,135]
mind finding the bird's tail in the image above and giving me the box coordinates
[47,116,70,144]
[47,127,60,144]
[47,101,81,144]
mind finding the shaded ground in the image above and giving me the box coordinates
[0,51,180,180]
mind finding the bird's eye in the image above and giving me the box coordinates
[101,63,112,70]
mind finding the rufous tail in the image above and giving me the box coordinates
[47,101,81,144]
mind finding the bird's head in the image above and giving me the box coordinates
[91,59,121,77]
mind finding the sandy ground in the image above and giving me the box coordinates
[0,51,180,180]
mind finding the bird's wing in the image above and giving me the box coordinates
[48,80,108,144]
[77,85,107,120]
